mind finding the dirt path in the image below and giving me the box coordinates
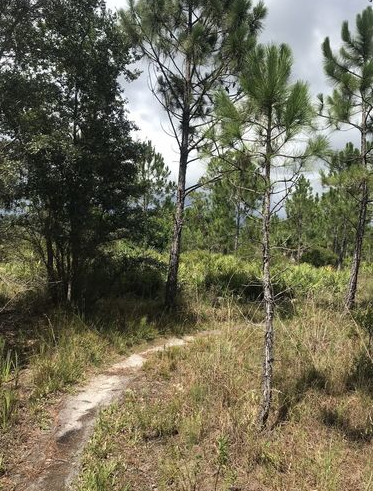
[12,332,214,491]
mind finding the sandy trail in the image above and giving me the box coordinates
[14,332,212,491]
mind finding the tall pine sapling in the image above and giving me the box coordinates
[211,43,322,428]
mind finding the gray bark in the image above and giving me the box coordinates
[345,104,368,309]
[258,115,275,429]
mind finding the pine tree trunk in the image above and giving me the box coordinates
[345,104,368,310]
[164,150,187,308]
[337,219,347,271]
[46,234,57,304]
[258,118,275,429]
[234,203,241,254]
[345,180,368,309]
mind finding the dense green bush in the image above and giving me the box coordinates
[79,246,167,304]
[179,252,348,301]
[301,247,338,267]
[277,263,348,296]
[179,252,262,300]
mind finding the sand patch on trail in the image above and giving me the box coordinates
[11,331,215,491]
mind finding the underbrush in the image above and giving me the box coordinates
[0,339,19,430]
[179,251,349,306]
[75,300,373,491]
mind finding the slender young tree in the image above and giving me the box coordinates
[206,153,260,253]
[285,175,319,262]
[320,143,361,269]
[321,6,373,309]
[137,140,176,250]
[212,44,320,428]
[138,140,175,214]
[121,0,266,307]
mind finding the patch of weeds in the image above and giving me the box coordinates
[179,411,204,445]
[76,459,122,491]
[144,346,186,380]
[0,338,19,429]
[314,443,342,491]
[320,397,373,443]
[159,448,203,491]
[136,397,181,440]
[213,434,230,491]
[31,315,109,399]
[346,351,373,396]
[123,316,159,347]
[352,305,373,349]
[0,453,6,476]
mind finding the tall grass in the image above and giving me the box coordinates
[0,338,19,429]
[75,297,373,491]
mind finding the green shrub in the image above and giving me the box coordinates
[122,263,164,298]
[78,248,167,304]
[277,263,348,296]
[179,252,347,301]
[301,247,338,267]
[180,252,263,300]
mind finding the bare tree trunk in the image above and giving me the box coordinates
[234,202,241,254]
[46,234,57,304]
[258,117,275,429]
[345,180,368,309]
[337,219,347,271]
[345,104,368,310]
[296,219,302,263]
[164,7,192,309]
[164,150,187,308]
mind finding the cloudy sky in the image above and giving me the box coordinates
[106,0,370,187]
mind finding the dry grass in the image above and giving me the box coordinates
[75,298,373,491]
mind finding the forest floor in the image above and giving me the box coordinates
[1,330,220,491]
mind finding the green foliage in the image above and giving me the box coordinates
[279,263,348,296]
[301,247,338,268]
[179,252,348,301]
[179,251,262,300]
[79,246,167,304]
[0,0,142,305]
[321,6,373,307]
[0,338,19,429]
[285,176,320,262]
[137,140,176,250]
[184,152,261,254]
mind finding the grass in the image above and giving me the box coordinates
[0,338,19,429]
[0,249,372,489]
[75,296,373,491]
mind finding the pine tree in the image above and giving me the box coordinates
[205,153,260,254]
[321,6,373,308]
[285,176,319,263]
[212,43,321,427]
[138,140,175,214]
[137,140,176,250]
[320,143,361,269]
[121,0,266,307]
